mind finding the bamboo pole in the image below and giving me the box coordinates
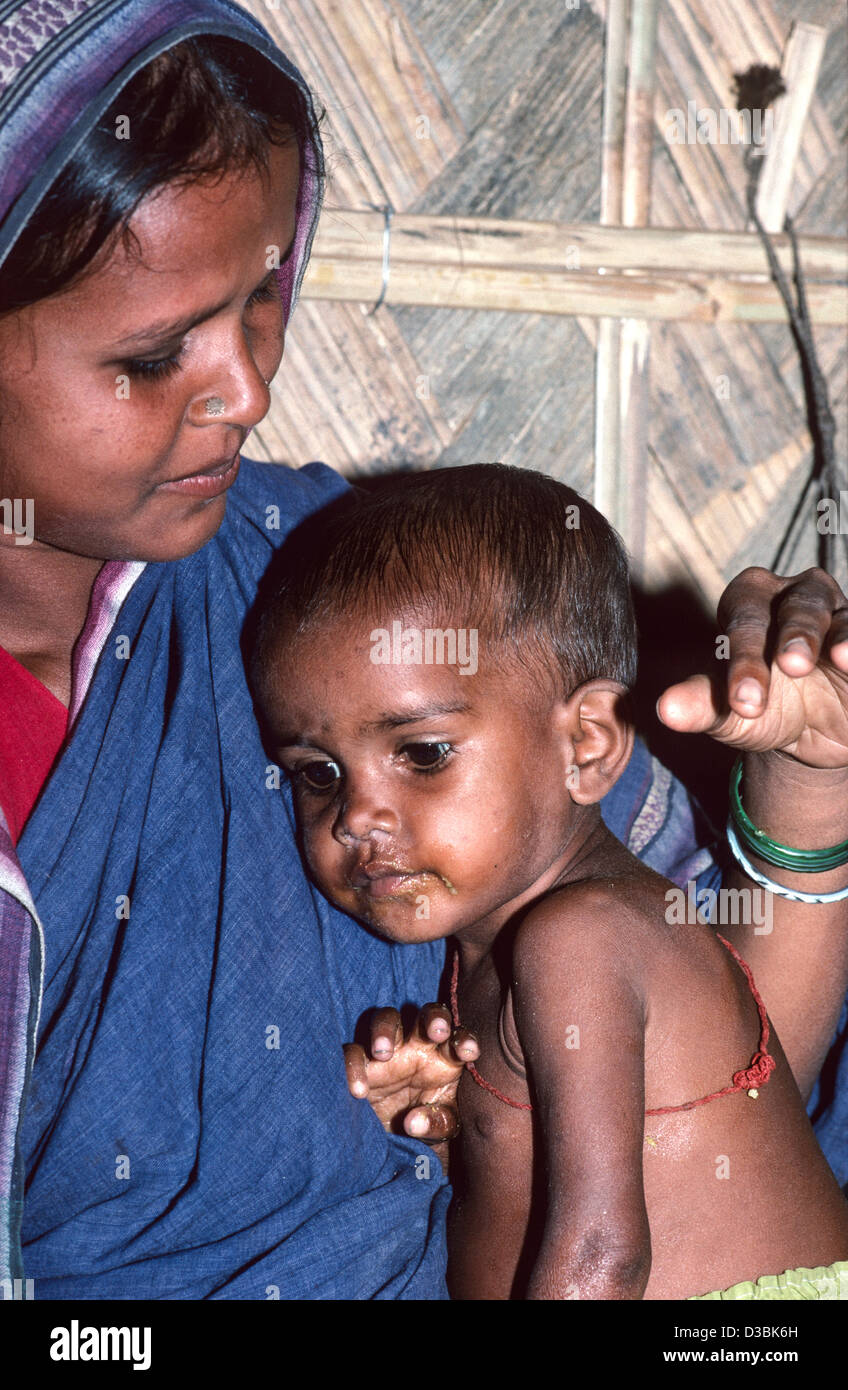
[617,0,660,577]
[303,261,845,322]
[303,213,847,322]
[594,0,628,548]
[312,210,847,279]
[755,22,828,234]
[621,1,660,228]
[600,0,628,226]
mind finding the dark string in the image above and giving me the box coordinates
[743,144,847,577]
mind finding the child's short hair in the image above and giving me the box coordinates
[255,463,637,698]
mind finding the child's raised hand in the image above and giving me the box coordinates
[656,566,848,767]
[343,1004,479,1144]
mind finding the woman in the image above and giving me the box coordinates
[0,0,846,1299]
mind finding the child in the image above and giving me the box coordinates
[251,464,848,1300]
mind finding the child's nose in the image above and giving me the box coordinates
[333,784,398,844]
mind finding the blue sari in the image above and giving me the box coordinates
[15,459,453,1298]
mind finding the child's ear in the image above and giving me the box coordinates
[554,681,634,805]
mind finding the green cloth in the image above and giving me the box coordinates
[691,1259,848,1300]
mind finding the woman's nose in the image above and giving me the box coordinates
[189,331,276,430]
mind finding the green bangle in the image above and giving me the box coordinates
[729,757,848,873]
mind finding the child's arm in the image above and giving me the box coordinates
[511,887,652,1300]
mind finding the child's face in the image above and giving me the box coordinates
[264,613,581,945]
[0,142,298,564]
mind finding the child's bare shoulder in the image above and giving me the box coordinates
[512,872,667,986]
[509,878,650,1087]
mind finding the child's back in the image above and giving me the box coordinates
[447,836,848,1300]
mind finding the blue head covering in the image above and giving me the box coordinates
[0,0,322,322]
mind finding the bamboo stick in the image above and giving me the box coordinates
[621,0,660,228]
[755,22,828,233]
[312,209,847,278]
[303,257,846,322]
[595,0,628,554]
[303,213,847,323]
[600,0,628,225]
[594,317,622,489]
[611,0,659,575]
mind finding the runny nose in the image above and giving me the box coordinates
[333,784,397,844]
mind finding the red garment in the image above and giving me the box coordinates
[0,645,68,844]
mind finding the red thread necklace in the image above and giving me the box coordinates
[449,935,775,1116]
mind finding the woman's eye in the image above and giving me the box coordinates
[296,760,341,791]
[123,351,183,380]
[122,280,277,380]
[402,741,453,771]
[245,277,279,309]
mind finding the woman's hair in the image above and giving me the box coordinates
[0,36,317,314]
[253,464,639,699]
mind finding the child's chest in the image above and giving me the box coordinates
[448,968,540,1290]
[453,966,534,1153]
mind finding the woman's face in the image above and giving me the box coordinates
[0,140,300,563]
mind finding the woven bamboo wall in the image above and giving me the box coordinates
[246,0,847,609]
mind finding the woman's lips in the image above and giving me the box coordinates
[157,452,241,498]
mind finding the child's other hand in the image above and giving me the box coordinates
[657,566,848,768]
[343,1004,479,1142]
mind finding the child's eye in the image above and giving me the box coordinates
[294,759,342,791]
[401,741,453,772]
[122,280,278,380]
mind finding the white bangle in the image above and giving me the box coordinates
[726,823,848,903]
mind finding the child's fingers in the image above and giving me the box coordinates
[442,1027,479,1065]
[369,1007,403,1060]
[405,1103,459,1142]
[343,1043,370,1099]
[415,1003,453,1045]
